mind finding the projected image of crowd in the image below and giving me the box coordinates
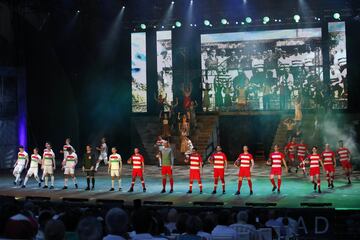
[201,39,336,112]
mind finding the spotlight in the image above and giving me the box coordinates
[294,14,300,23]
[190,0,193,4]
[235,21,239,24]
[263,16,270,24]
[194,24,197,27]
[204,20,210,26]
[333,12,341,20]
[241,22,245,25]
[161,25,165,29]
[190,23,193,27]
[154,25,157,28]
[76,10,80,13]
[172,25,175,29]
[140,24,146,30]
[171,1,174,4]
[175,21,182,27]
[122,6,125,9]
[245,17,252,23]
[221,18,228,25]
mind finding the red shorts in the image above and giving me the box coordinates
[341,161,352,169]
[288,154,295,160]
[190,170,201,180]
[132,169,143,177]
[239,168,251,178]
[161,166,172,175]
[297,156,305,162]
[324,165,335,172]
[214,168,224,178]
[310,167,320,176]
[270,167,282,176]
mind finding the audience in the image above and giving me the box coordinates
[0,198,306,240]
[77,216,103,240]
[44,219,65,240]
[211,210,237,239]
[230,211,258,240]
[104,208,129,240]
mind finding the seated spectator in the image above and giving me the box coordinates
[131,208,167,240]
[276,215,298,237]
[45,219,65,240]
[104,208,129,240]
[165,208,178,233]
[36,210,54,240]
[230,211,257,240]
[77,216,103,240]
[265,210,281,228]
[175,213,190,234]
[211,210,236,239]
[197,214,215,240]
[4,213,38,239]
[177,216,205,240]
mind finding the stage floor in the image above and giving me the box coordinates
[0,165,359,209]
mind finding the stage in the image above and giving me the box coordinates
[0,165,359,209]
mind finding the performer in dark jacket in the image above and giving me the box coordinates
[82,145,97,190]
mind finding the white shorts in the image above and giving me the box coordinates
[26,168,38,177]
[99,154,108,162]
[43,166,54,175]
[13,165,25,175]
[110,169,120,177]
[64,167,75,175]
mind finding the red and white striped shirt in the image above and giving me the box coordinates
[337,147,350,162]
[131,154,144,169]
[237,153,253,169]
[269,152,284,168]
[308,154,321,168]
[189,153,203,170]
[211,152,227,169]
[285,142,297,154]
[297,144,307,157]
[322,151,335,166]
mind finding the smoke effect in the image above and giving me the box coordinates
[319,112,360,163]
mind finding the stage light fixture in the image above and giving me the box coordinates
[171,1,174,4]
[221,18,228,25]
[140,24,146,30]
[245,17,252,23]
[194,24,197,27]
[76,10,80,13]
[190,0,193,4]
[263,16,270,24]
[241,21,245,25]
[333,12,341,20]
[175,21,182,27]
[204,20,210,26]
[172,25,175,29]
[122,6,125,9]
[293,14,300,23]
[161,25,165,29]
[235,21,239,24]
[190,23,193,27]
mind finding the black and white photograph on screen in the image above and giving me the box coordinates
[157,31,173,112]
[201,28,323,112]
[329,22,348,109]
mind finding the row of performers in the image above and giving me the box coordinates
[12,140,352,195]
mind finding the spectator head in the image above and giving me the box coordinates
[167,208,178,223]
[77,217,103,240]
[176,213,189,234]
[236,211,249,223]
[4,213,38,239]
[38,210,53,230]
[218,210,231,226]
[202,215,216,233]
[133,208,153,234]
[186,216,202,235]
[44,219,65,240]
[105,208,128,236]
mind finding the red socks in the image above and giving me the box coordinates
[270,178,275,187]
[248,179,253,191]
[221,177,225,191]
[162,178,166,189]
[278,179,282,190]
[170,177,174,190]
[214,178,218,191]
[238,180,242,191]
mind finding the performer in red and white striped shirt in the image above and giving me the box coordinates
[127,148,146,192]
[337,140,352,184]
[305,146,325,193]
[208,146,227,194]
[284,137,297,173]
[268,144,288,193]
[322,144,336,189]
[296,139,308,175]
[184,148,203,194]
[234,146,254,195]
